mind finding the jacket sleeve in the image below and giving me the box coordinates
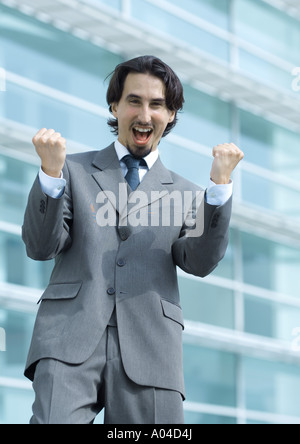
[22,161,73,261]
[172,192,232,278]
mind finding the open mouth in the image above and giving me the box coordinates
[132,126,153,145]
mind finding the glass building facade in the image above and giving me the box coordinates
[1,0,300,424]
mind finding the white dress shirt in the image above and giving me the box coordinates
[38,140,233,206]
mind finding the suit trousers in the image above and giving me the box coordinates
[30,320,184,424]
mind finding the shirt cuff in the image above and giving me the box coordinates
[206,179,233,206]
[38,167,66,199]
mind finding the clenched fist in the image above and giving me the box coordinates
[32,128,66,178]
[210,143,244,184]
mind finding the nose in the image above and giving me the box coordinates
[138,104,151,125]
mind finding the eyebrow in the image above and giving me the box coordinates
[126,94,166,103]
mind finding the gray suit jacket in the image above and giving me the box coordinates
[22,143,232,397]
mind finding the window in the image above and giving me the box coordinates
[0,4,122,105]
[180,277,234,329]
[243,356,300,418]
[183,344,237,407]
[131,0,229,61]
[235,0,300,65]
[241,232,300,299]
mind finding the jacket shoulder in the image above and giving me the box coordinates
[167,168,204,193]
[66,150,98,165]
[65,144,115,174]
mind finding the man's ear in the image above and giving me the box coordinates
[111,103,118,118]
[168,111,176,123]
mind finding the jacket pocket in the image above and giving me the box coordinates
[161,299,184,330]
[37,281,82,304]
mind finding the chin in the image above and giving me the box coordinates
[127,144,153,159]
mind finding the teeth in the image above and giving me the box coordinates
[134,127,152,133]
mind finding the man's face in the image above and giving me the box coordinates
[111,73,175,158]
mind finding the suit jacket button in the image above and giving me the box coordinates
[211,214,219,228]
[117,259,126,267]
[118,226,130,240]
[107,288,116,296]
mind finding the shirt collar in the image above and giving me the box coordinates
[114,140,159,170]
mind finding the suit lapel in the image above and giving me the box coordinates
[91,144,128,216]
[91,144,174,220]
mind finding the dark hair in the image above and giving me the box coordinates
[106,55,184,137]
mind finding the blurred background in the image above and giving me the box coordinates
[0,0,300,424]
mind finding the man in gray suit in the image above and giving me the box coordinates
[22,55,244,424]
